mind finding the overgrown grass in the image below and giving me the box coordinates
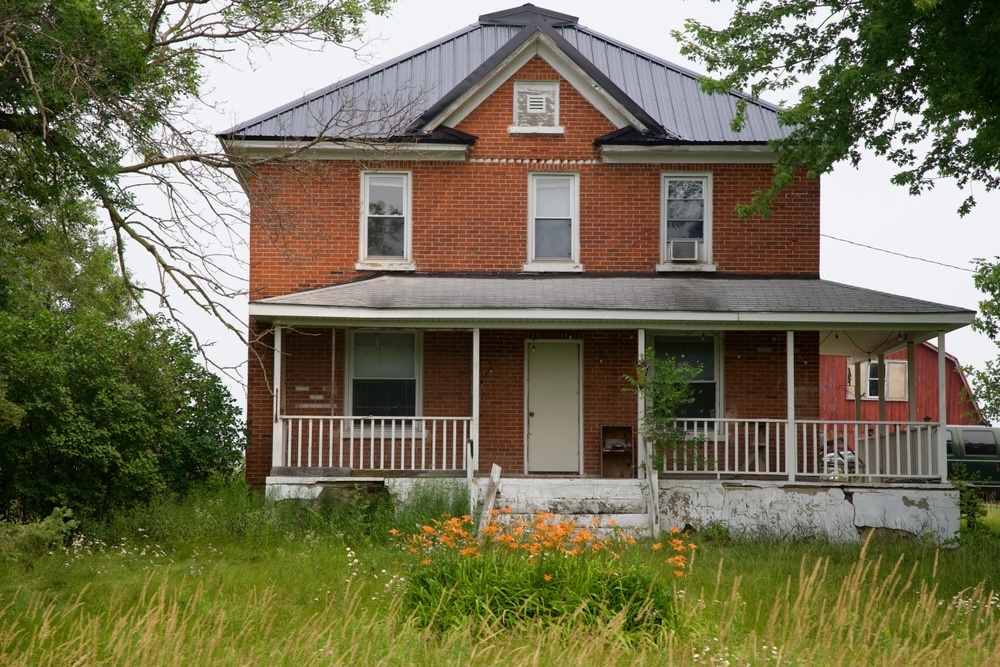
[2,482,1000,665]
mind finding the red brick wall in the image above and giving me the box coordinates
[423,331,473,418]
[246,320,274,487]
[247,59,820,300]
[724,331,820,420]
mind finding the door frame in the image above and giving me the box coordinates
[523,338,583,475]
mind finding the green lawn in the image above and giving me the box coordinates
[2,486,999,666]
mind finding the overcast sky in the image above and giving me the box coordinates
[194,0,1000,401]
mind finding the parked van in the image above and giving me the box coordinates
[945,426,1000,485]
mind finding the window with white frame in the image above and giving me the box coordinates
[349,331,420,416]
[653,336,719,420]
[526,172,580,270]
[659,174,712,269]
[510,81,562,133]
[846,360,907,401]
[360,172,411,265]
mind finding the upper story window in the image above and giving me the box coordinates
[510,81,563,134]
[358,171,414,271]
[658,174,714,272]
[525,172,581,272]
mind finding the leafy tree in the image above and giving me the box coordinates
[678,0,1000,216]
[623,348,703,463]
[969,259,1000,423]
[0,0,396,345]
[0,207,244,520]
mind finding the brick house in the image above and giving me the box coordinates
[221,5,974,540]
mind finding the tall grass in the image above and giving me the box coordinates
[2,481,999,665]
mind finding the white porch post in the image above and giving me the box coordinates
[877,352,886,422]
[907,341,917,423]
[786,331,797,482]
[637,329,647,478]
[271,325,284,469]
[938,333,948,482]
[469,328,481,514]
[853,361,862,421]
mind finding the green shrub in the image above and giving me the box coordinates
[950,463,987,531]
[0,506,78,569]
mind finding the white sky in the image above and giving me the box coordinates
[193,0,1000,404]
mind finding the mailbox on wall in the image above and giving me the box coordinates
[601,425,634,478]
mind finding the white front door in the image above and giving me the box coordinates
[526,341,581,473]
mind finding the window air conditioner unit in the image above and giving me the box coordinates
[669,240,700,262]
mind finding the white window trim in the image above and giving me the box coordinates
[650,332,723,422]
[848,360,908,402]
[357,171,415,271]
[345,330,423,418]
[656,173,716,272]
[524,172,582,272]
[509,80,564,134]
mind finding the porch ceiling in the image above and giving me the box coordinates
[251,274,973,359]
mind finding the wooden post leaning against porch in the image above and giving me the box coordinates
[786,331,797,482]
[271,325,284,470]
[938,333,947,482]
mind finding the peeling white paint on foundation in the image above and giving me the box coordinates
[265,475,960,544]
[658,481,959,543]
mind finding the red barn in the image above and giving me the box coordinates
[820,343,984,426]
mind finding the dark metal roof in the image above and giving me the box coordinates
[221,4,789,143]
[252,274,972,318]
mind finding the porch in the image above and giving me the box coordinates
[272,414,946,483]
[249,274,973,542]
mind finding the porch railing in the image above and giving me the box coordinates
[657,419,943,482]
[661,419,789,478]
[277,416,472,472]
[795,420,940,482]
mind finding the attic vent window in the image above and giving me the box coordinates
[510,81,563,134]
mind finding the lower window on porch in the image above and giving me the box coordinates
[653,336,718,419]
[350,331,420,416]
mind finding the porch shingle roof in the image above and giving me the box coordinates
[253,274,972,316]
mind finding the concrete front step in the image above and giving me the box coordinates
[486,478,653,535]
[493,478,648,515]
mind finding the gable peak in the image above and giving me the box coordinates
[479,4,578,28]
